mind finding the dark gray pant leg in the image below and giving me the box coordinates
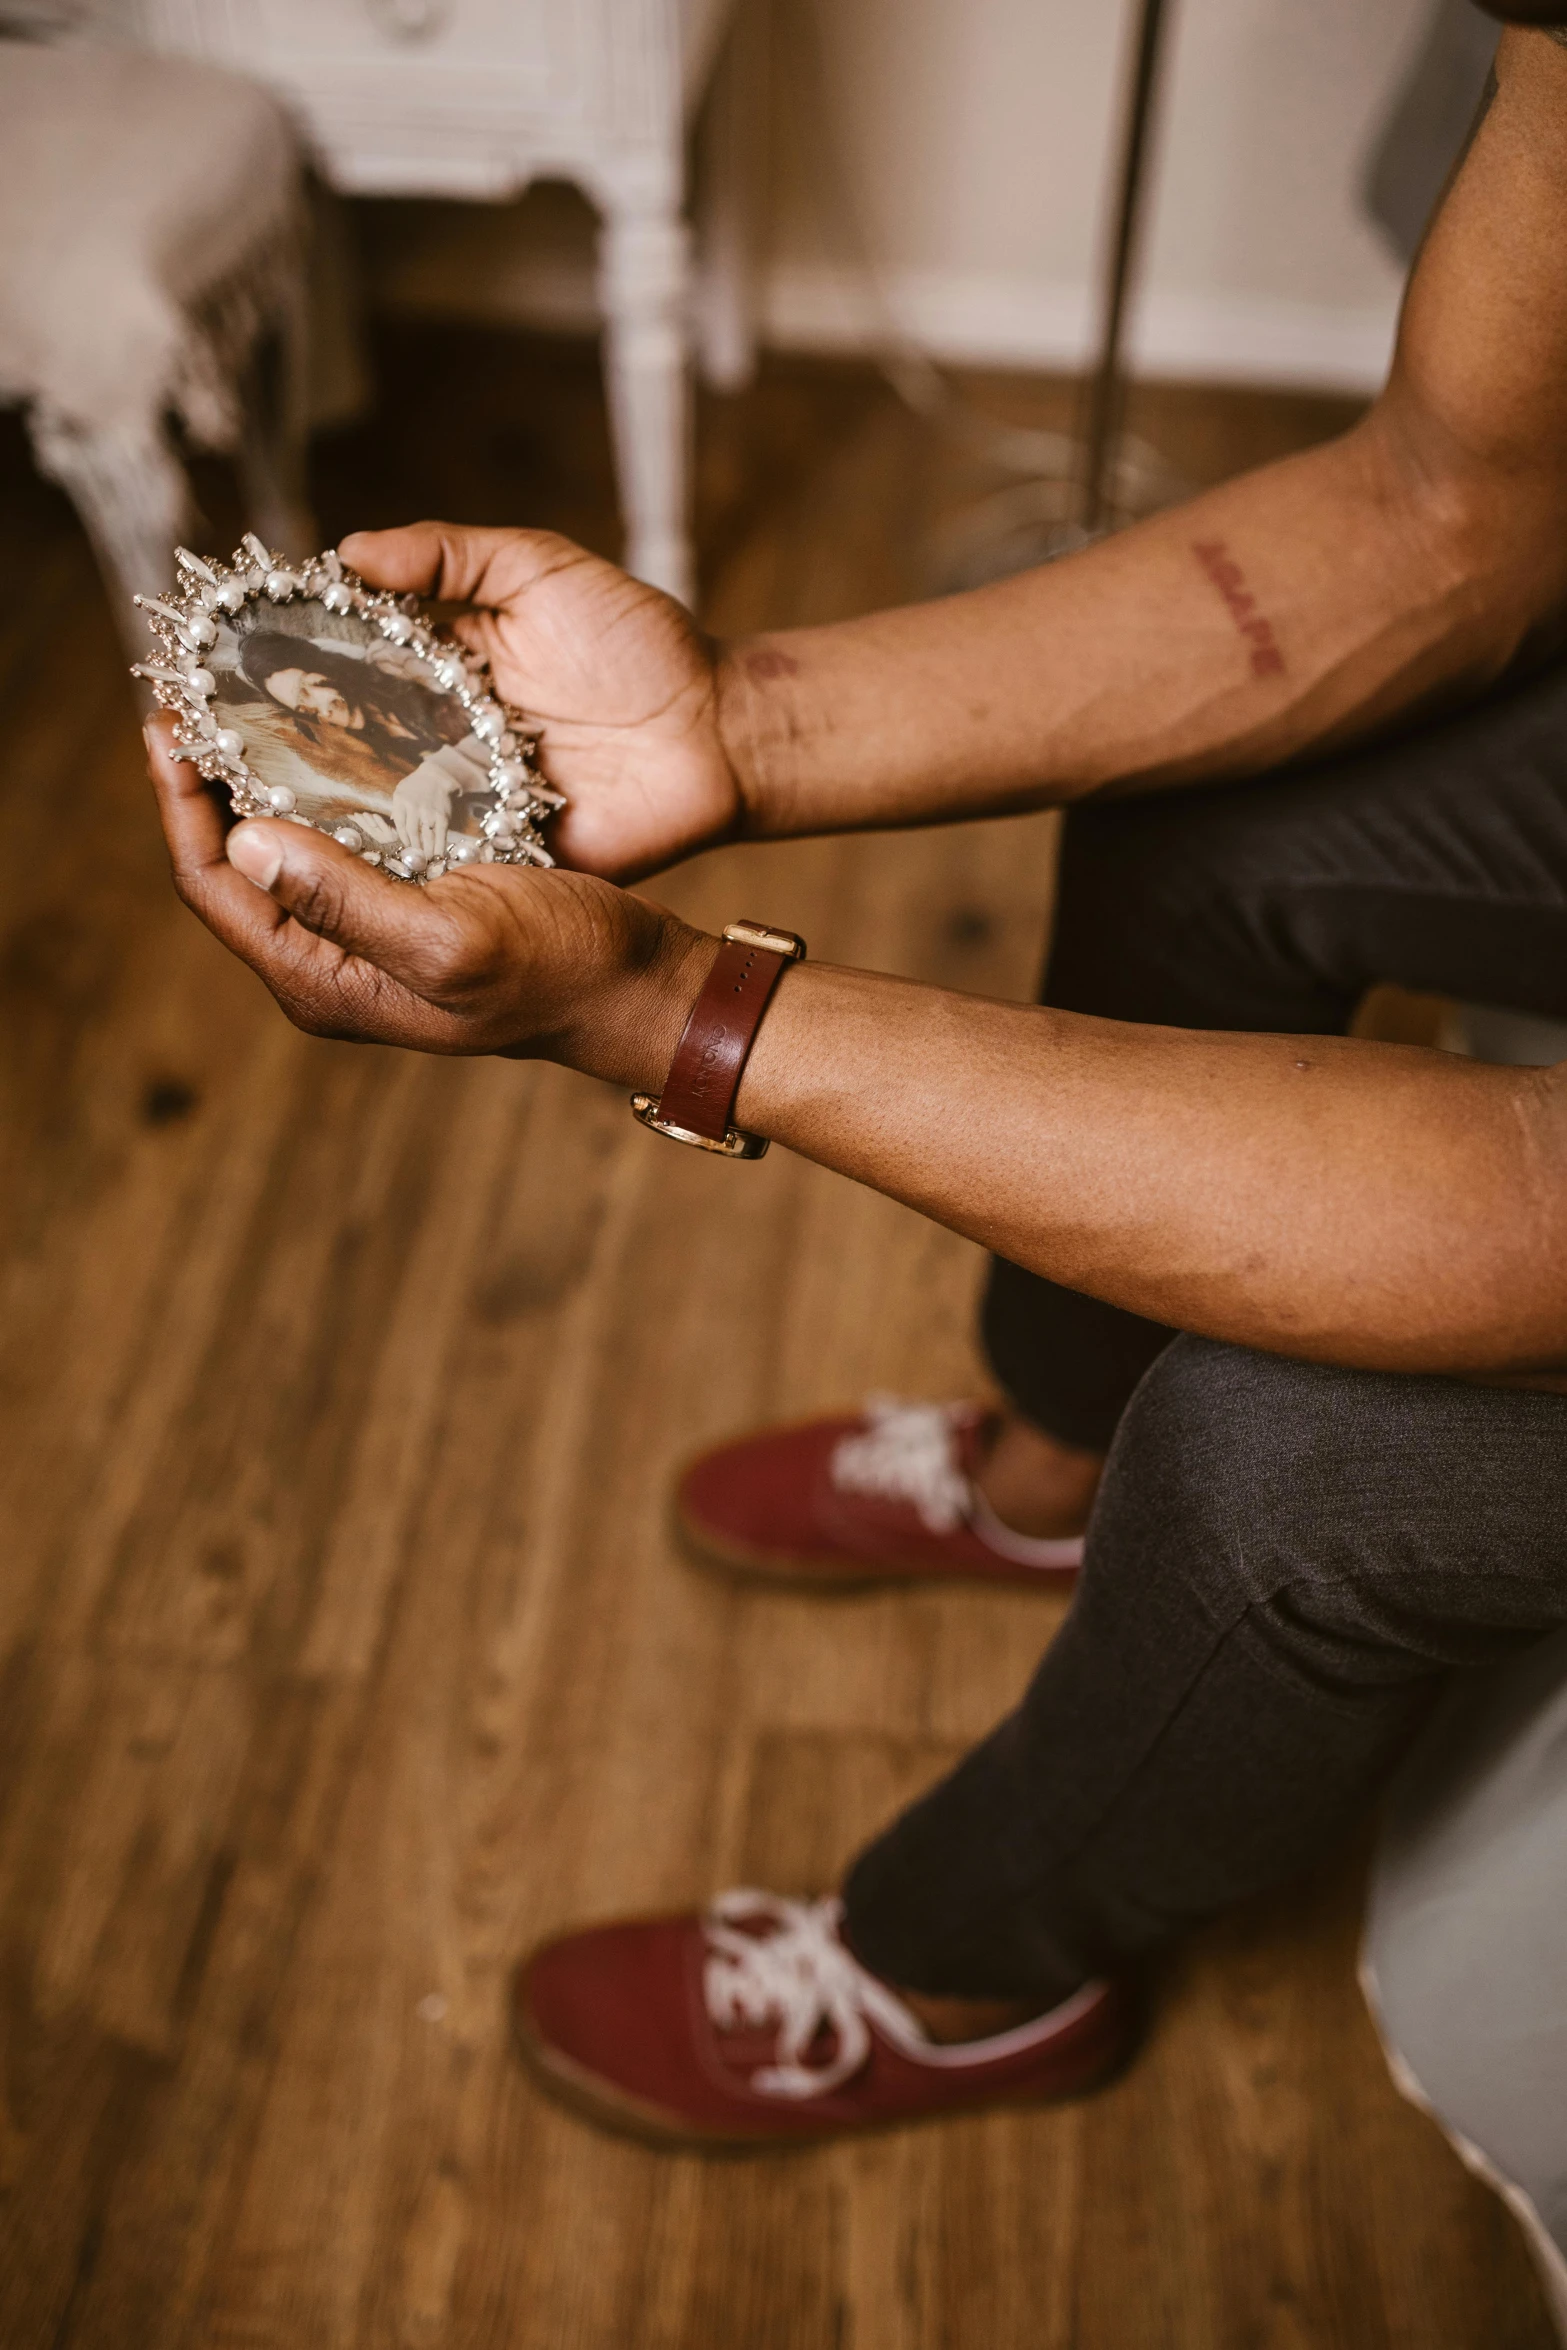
[844,1338,1567,2003]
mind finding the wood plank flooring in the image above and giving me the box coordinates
[0,335,1555,2348]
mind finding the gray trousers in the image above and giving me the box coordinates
[844,1339,1567,2003]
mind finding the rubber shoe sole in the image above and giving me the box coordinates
[672,1490,1073,1596]
[672,1499,922,1594]
[512,1967,1143,2151]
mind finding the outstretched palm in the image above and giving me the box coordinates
[341,524,740,882]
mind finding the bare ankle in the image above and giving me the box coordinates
[974,1414,1105,1541]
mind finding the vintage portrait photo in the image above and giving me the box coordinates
[207,597,497,864]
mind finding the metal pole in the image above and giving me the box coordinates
[1079,0,1173,535]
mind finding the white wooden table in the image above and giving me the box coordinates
[121,0,752,608]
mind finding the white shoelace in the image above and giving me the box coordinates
[829,1394,1084,1567]
[701,1889,1109,2099]
[829,1395,972,1533]
[702,1891,920,2097]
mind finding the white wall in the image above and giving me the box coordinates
[760,0,1430,390]
[1138,0,1432,383]
[369,0,1435,394]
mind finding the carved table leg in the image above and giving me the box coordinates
[598,197,696,609]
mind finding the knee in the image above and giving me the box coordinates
[1107,1332,1327,1489]
[1088,1337,1373,1612]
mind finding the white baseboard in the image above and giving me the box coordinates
[760,263,1399,396]
[1128,290,1397,396]
[373,234,1400,396]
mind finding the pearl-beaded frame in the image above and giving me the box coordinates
[132,534,564,884]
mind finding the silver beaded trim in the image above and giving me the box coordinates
[131,534,565,884]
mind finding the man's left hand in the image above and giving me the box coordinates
[144,710,707,1082]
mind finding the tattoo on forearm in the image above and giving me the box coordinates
[1192,540,1286,679]
[744,647,800,682]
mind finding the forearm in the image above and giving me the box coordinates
[735,966,1567,1377]
[715,415,1550,841]
[577,942,1567,1380]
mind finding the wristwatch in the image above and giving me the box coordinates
[630,919,806,1160]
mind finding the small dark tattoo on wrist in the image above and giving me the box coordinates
[744,647,800,682]
[1192,539,1285,679]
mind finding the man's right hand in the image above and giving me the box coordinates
[341,523,741,883]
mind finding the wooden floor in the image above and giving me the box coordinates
[0,333,1555,2349]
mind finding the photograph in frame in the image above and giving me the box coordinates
[133,538,562,882]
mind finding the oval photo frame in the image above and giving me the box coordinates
[133,534,564,883]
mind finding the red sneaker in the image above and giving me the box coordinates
[674,1395,1084,1589]
[514,1890,1133,2148]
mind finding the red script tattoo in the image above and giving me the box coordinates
[1192,540,1285,679]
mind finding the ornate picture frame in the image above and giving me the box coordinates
[133,535,563,883]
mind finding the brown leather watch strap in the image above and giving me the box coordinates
[631,920,805,1158]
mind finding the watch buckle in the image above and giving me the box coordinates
[723,920,805,961]
[629,1094,771,1159]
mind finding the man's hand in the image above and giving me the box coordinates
[341,523,740,883]
[145,712,710,1084]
